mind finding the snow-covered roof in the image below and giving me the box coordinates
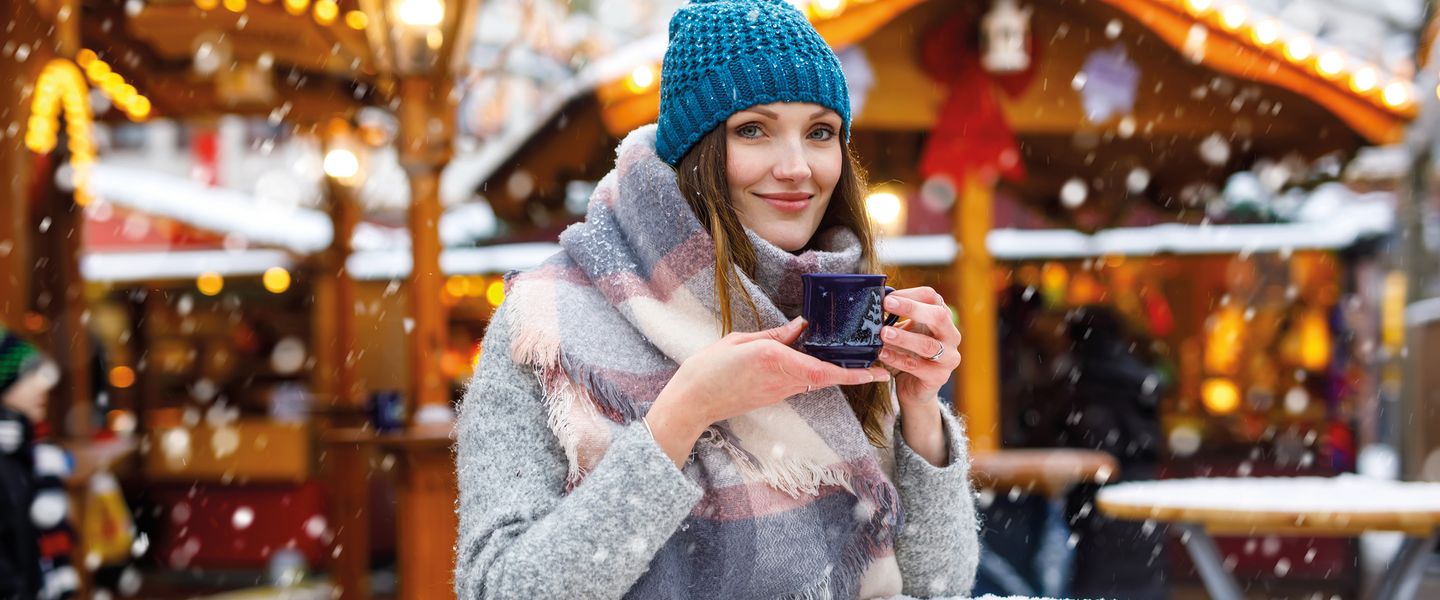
[90,162,498,255]
[81,249,296,283]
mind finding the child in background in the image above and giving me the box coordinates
[0,329,79,600]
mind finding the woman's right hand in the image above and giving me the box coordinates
[644,316,890,467]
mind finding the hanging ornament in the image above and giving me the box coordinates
[982,0,1032,73]
[1077,45,1140,123]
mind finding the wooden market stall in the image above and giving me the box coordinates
[3,0,479,597]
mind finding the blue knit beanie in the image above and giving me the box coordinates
[655,0,851,166]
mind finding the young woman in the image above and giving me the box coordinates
[455,0,979,597]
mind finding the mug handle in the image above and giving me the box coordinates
[882,286,900,327]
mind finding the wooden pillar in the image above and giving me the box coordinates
[393,439,459,600]
[31,136,92,438]
[0,0,37,327]
[324,177,362,410]
[397,76,452,414]
[952,172,999,453]
[326,440,372,600]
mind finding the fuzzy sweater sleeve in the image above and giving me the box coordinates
[453,302,704,600]
[892,407,982,598]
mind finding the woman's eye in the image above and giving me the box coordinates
[809,127,836,141]
[736,124,762,138]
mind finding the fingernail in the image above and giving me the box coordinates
[791,316,805,327]
[877,371,890,381]
[885,297,898,310]
[883,328,896,340]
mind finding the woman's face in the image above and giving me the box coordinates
[724,102,843,252]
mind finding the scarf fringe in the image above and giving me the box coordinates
[702,426,857,499]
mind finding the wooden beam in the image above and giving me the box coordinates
[954,172,999,453]
[397,76,452,413]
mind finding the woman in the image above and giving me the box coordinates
[455,0,979,597]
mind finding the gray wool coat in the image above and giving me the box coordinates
[453,300,982,599]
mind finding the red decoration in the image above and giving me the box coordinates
[918,12,1037,184]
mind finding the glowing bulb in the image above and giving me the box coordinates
[195,0,219,10]
[813,0,845,19]
[1350,67,1378,93]
[223,0,245,12]
[1250,19,1278,46]
[283,0,308,16]
[486,280,506,307]
[344,10,368,29]
[1184,0,1213,15]
[625,65,656,94]
[109,366,136,389]
[313,0,338,24]
[322,148,359,180]
[1218,4,1247,30]
[444,275,468,298]
[1283,37,1313,62]
[197,272,224,296]
[1315,52,1344,78]
[864,192,902,226]
[76,49,97,67]
[395,0,444,27]
[263,267,291,294]
[1383,81,1411,107]
[1202,378,1241,415]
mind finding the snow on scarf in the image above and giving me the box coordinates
[501,125,903,599]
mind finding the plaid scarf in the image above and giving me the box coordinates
[502,125,903,598]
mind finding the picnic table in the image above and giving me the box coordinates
[969,449,1118,598]
[1097,476,1440,600]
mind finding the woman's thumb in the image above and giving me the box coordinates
[762,316,807,344]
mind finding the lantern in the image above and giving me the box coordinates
[981,0,1031,73]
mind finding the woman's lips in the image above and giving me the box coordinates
[756,192,812,213]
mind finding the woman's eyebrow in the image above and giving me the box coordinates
[810,108,836,120]
[738,107,779,119]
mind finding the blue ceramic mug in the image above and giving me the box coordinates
[799,273,900,368]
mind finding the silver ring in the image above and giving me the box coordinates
[926,346,944,361]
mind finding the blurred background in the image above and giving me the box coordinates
[2,0,1440,598]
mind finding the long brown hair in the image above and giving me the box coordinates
[675,125,894,447]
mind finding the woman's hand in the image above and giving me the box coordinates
[646,317,890,467]
[877,287,960,466]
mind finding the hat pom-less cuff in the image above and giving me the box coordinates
[656,53,851,166]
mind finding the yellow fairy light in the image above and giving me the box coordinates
[1283,37,1313,62]
[813,0,845,19]
[344,10,368,29]
[444,275,469,298]
[465,275,487,297]
[1201,378,1241,415]
[1315,51,1344,78]
[1218,4,1247,30]
[1204,305,1245,376]
[195,0,220,10]
[223,0,246,11]
[284,0,309,16]
[263,267,292,293]
[1382,81,1411,107]
[1184,0,1213,16]
[26,59,97,206]
[197,272,225,296]
[75,49,97,67]
[486,280,506,307]
[1350,67,1377,93]
[625,65,656,94]
[84,59,111,83]
[127,96,152,120]
[1250,19,1278,46]
[313,0,339,24]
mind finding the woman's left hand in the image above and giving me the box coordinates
[878,287,961,409]
[877,287,959,467]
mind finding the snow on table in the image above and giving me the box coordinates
[1097,475,1440,535]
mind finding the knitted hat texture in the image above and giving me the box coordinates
[0,329,43,396]
[655,0,851,165]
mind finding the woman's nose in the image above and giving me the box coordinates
[772,143,812,182]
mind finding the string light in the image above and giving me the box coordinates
[1282,36,1313,62]
[625,65,656,94]
[313,0,338,25]
[1382,81,1412,108]
[223,0,246,12]
[1184,0,1213,16]
[1350,66,1378,93]
[263,267,292,294]
[1249,19,1278,46]
[1315,51,1344,78]
[812,0,845,19]
[26,59,97,206]
[283,0,309,16]
[197,272,225,296]
[1218,4,1247,31]
[344,10,368,29]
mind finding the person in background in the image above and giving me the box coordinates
[0,328,79,600]
[1062,305,1168,600]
